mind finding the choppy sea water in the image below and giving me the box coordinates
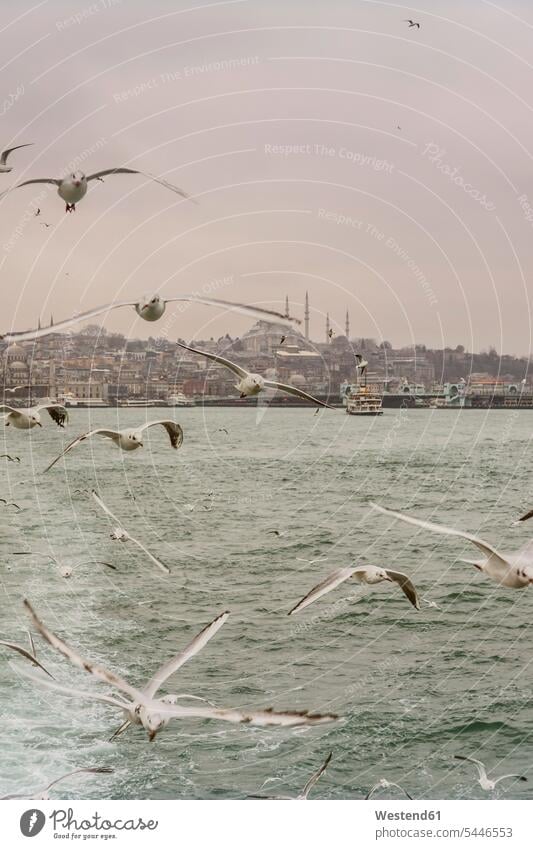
[0,406,532,800]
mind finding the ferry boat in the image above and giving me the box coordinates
[168,392,194,407]
[346,385,383,416]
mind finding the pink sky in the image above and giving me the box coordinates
[1,0,532,355]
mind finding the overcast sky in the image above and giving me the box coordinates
[1,0,533,355]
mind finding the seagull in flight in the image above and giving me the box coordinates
[366,778,412,800]
[17,601,338,741]
[1,295,299,344]
[0,630,54,678]
[371,503,533,589]
[404,19,420,28]
[3,384,30,394]
[1,767,113,799]
[177,343,336,408]
[92,490,171,575]
[288,564,420,615]
[0,497,20,510]
[0,143,33,174]
[0,167,193,212]
[249,752,332,799]
[0,454,20,462]
[44,419,183,472]
[454,755,527,791]
[1,403,68,430]
[21,551,117,579]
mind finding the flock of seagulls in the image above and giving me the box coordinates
[1,35,530,797]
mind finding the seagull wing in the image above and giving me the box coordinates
[9,661,131,710]
[263,380,336,410]
[86,167,192,201]
[138,420,184,449]
[176,342,248,378]
[1,300,135,343]
[22,600,143,703]
[34,404,69,428]
[165,296,300,327]
[73,560,117,571]
[0,143,33,166]
[44,430,119,472]
[383,569,421,610]
[0,640,54,678]
[454,754,487,782]
[43,767,114,794]
[390,781,413,799]
[143,611,229,698]
[0,405,18,415]
[516,508,533,523]
[0,177,60,200]
[365,783,380,800]
[156,703,338,727]
[493,774,528,786]
[300,752,332,798]
[370,503,508,562]
[288,567,359,615]
[91,490,122,524]
[126,532,171,575]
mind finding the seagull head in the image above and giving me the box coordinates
[30,414,42,427]
[68,170,86,189]
[136,294,165,322]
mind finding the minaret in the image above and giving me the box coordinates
[304,291,310,341]
[38,316,41,330]
[326,313,330,343]
[345,309,350,340]
[284,295,290,319]
[50,314,54,327]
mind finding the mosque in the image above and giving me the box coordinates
[239,292,351,354]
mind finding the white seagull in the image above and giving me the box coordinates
[371,503,533,589]
[1,295,300,344]
[177,342,336,408]
[3,384,30,393]
[1,403,68,430]
[289,564,420,616]
[44,419,183,472]
[0,630,54,678]
[249,752,332,799]
[91,490,171,575]
[17,601,338,741]
[1,767,114,800]
[366,778,412,800]
[454,755,527,791]
[0,166,192,212]
[21,551,117,579]
[0,143,33,173]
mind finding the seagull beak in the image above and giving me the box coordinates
[148,730,156,742]
[36,421,42,427]
[138,441,143,448]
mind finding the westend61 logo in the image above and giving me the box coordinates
[19,808,159,838]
